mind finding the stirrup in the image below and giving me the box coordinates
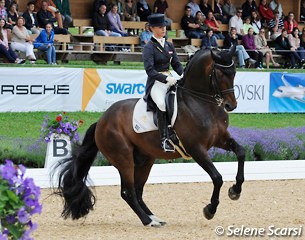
[161,139,175,152]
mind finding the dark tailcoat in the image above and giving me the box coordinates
[142,37,184,111]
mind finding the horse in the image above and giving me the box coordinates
[54,44,245,227]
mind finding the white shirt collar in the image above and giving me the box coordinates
[153,36,165,47]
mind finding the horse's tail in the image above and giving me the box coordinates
[54,122,98,220]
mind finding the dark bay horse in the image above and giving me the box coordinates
[55,45,245,227]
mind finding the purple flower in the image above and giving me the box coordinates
[0,233,8,240]
[17,207,30,224]
[0,160,17,183]
[6,215,15,224]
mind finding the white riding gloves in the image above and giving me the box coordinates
[166,76,177,86]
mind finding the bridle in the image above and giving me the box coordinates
[178,60,235,106]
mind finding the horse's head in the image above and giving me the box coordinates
[210,45,237,111]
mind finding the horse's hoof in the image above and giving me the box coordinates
[146,219,163,228]
[149,215,167,226]
[203,205,215,220]
[228,186,240,200]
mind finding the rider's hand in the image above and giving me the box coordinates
[166,76,177,86]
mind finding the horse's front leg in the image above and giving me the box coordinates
[191,148,223,220]
[227,137,245,200]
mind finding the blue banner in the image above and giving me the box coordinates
[269,73,305,112]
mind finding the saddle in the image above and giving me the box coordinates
[133,86,191,160]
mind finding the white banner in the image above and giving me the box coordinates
[0,68,83,112]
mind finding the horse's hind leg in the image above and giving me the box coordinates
[227,137,245,200]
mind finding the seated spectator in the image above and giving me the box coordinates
[0,0,8,22]
[223,27,256,68]
[110,0,124,20]
[124,0,140,35]
[243,16,258,35]
[23,1,41,34]
[195,10,208,33]
[269,0,283,19]
[259,0,274,24]
[251,10,262,33]
[201,28,218,49]
[242,0,257,20]
[10,17,36,63]
[7,1,18,28]
[301,0,305,22]
[35,0,63,28]
[204,11,224,39]
[5,0,17,11]
[229,8,244,38]
[181,6,204,39]
[242,27,264,69]
[137,0,151,21]
[223,0,236,19]
[284,12,298,35]
[288,27,305,65]
[139,22,152,46]
[214,0,228,24]
[0,18,24,64]
[153,0,172,28]
[275,28,302,68]
[53,0,72,28]
[255,28,280,68]
[93,0,107,13]
[34,22,56,64]
[187,0,201,18]
[199,0,212,18]
[37,0,68,34]
[107,4,128,36]
[93,4,121,36]
[300,27,305,48]
[268,10,284,40]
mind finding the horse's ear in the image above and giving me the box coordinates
[229,44,236,58]
[210,49,222,63]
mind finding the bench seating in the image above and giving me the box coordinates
[93,36,140,52]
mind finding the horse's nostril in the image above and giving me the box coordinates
[225,103,236,111]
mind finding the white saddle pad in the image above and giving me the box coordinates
[133,96,178,133]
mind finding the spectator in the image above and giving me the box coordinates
[93,4,121,36]
[107,4,128,36]
[242,0,257,20]
[300,27,305,48]
[7,1,18,27]
[180,6,204,39]
[109,0,124,20]
[22,1,41,34]
[187,0,201,18]
[0,0,7,21]
[269,0,283,19]
[199,0,212,18]
[288,27,305,65]
[0,18,25,64]
[37,0,68,34]
[255,28,280,68]
[34,22,56,64]
[34,0,63,29]
[195,10,208,33]
[301,0,305,22]
[284,12,298,35]
[204,11,224,39]
[124,0,140,21]
[242,27,264,69]
[5,0,17,11]
[223,0,236,20]
[53,0,72,28]
[137,0,151,21]
[10,16,36,63]
[268,10,284,40]
[153,0,172,28]
[243,16,258,35]
[259,0,274,24]
[251,10,262,33]
[93,0,107,13]
[275,28,301,69]
[139,22,152,46]
[201,28,218,49]
[223,27,256,68]
[229,8,244,38]
[214,0,228,24]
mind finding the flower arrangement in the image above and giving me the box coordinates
[0,160,42,240]
[41,113,83,143]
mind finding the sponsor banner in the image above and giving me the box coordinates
[0,68,83,112]
[233,72,270,113]
[269,73,305,113]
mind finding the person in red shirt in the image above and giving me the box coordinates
[284,12,299,34]
[204,11,224,39]
[259,0,274,24]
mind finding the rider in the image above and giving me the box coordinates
[142,13,184,152]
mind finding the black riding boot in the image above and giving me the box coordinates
[157,110,175,152]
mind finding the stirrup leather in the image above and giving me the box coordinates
[161,138,175,152]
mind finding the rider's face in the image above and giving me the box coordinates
[151,26,166,38]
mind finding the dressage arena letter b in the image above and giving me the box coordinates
[53,139,69,157]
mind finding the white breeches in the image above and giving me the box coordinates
[150,80,171,112]
[11,42,36,59]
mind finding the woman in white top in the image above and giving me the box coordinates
[288,27,305,63]
[10,16,36,63]
[255,28,280,68]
